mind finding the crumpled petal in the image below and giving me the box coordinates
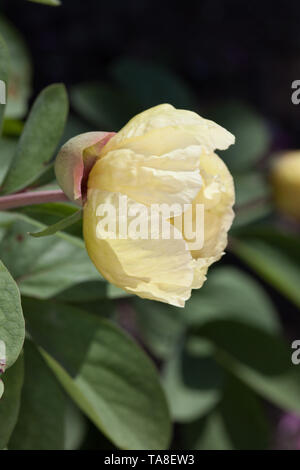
[88,145,203,209]
[83,189,194,307]
[102,104,235,155]
[189,152,235,288]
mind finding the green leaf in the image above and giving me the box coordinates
[182,376,269,450]
[231,226,300,309]
[0,137,17,186]
[0,212,100,299]
[20,202,82,238]
[0,33,9,132]
[162,338,223,422]
[0,15,32,120]
[55,280,129,302]
[1,84,68,195]
[28,0,61,5]
[111,58,195,110]
[0,260,25,369]
[197,320,300,413]
[71,82,139,131]
[219,374,270,450]
[182,411,233,450]
[24,299,172,450]
[29,210,82,238]
[26,164,56,189]
[64,400,87,450]
[210,101,270,173]
[184,266,280,333]
[9,340,66,450]
[133,298,185,360]
[19,201,75,224]
[0,380,3,399]
[0,354,24,449]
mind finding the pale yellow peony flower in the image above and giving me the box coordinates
[82,104,235,307]
[271,151,300,220]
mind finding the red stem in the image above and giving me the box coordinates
[0,190,69,210]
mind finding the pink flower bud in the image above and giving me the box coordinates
[54,131,115,204]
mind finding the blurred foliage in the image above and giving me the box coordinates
[231,226,300,309]
[210,101,271,174]
[0,15,32,119]
[0,7,300,452]
[71,58,197,132]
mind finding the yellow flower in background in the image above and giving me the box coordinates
[83,104,235,307]
[271,151,300,221]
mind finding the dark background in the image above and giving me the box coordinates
[2,0,300,145]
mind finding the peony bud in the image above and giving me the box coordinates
[82,104,235,307]
[271,151,300,220]
[54,131,115,204]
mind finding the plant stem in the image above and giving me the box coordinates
[0,190,69,210]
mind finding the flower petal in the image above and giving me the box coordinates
[102,104,235,155]
[190,152,235,288]
[83,189,194,307]
[88,146,203,209]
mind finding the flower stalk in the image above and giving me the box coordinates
[0,189,68,211]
